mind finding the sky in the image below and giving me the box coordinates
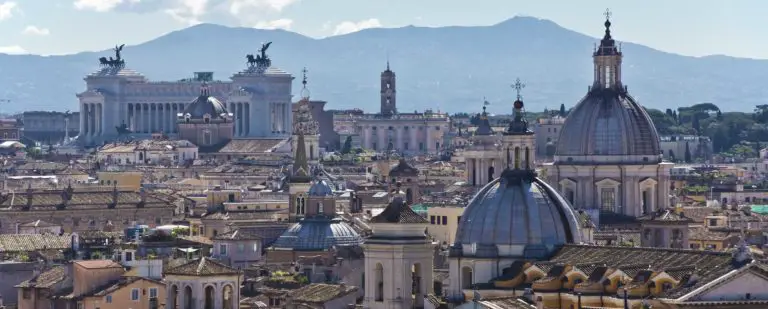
[0,0,764,58]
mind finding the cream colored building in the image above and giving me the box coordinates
[97,139,198,166]
[364,194,433,309]
[426,205,465,245]
[78,51,293,145]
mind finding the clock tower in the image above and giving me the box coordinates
[380,61,397,117]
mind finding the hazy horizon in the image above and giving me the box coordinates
[0,0,765,59]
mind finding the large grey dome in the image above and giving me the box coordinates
[452,169,581,259]
[271,217,363,251]
[554,88,661,164]
[183,94,228,120]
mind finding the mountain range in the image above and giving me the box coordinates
[1,16,767,114]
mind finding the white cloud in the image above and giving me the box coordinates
[0,45,27,54]
[73,0,123,12]
[229,0,297,15]
[254,18,292,30]
[164,0,208,25]
[333,18,382,36]
[22,25,50,36]
[71,0,299,27]
[0,1,17,20]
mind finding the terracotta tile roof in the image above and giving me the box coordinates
[0,234,71,252]
[213,229,263,241]
[74,260,123,269]
[217,139,284,154]
[688,227,739,241]
[179,235,213,245]
[370,198,427,224]
[16,265,67,288]
[19,219,59,227]
[164,257,240,276]
[288,283,358,304]
[639,209,694,223]
[547,244,740,299]
[388,158,419,176]
[477,296,537,309]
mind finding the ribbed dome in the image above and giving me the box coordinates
[271,217,363,251]
[453,169,581,259]
[554,88,661,164]
[183,94,228,119]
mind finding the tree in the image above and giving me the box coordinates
[341,136,352,154]
[559,103,566,116]
[684,141,692,163]
[665,108,674,118]
[692,114,701,133]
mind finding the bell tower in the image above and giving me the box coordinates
[380,61,397,117]
[593,9,623,91]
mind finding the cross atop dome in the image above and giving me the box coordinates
[512,78,525,101]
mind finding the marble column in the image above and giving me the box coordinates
[243,103,251,136]
[89,104,96,137]
[426,126,432,154]
[410,128,417,153]
[80,104,87,137]
[397,127,404,150]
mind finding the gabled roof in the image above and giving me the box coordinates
[288,283,358,304]
[16,265,67,288]
[389,158,418,177]
[370,197,427,224]
[164,257,240,276]
[213,229,262,241]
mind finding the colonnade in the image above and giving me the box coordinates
[80,103,103,137]
[361,125,436,153]
[127,103,185,134]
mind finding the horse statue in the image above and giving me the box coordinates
[99,57,108,66]
[246,54,256,66]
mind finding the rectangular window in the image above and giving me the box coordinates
[238,243,245,252]
[131,288,139,301]
[106,295,112,303]
[442,216,448,225]
[430,215,435,224]
[220,244,228,256]
[22,288,30,299]
[600,188,616,212]
[149,288,158,299]
[125,251,133,262]
[77,303,83,309]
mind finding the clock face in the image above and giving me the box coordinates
[385,88,393,96]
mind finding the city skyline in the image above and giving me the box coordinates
[0,0,765,58]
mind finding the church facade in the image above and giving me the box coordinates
[352,63,451,155]
[77,44,293,145]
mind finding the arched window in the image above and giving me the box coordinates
[317,202,323,214]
